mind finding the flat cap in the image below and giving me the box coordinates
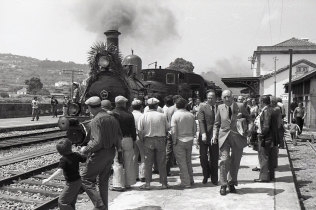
[131,99,142,106]
[85,96,101,107]
[115,95,128,103]
[147,97,159,105]
[101,99,112,109]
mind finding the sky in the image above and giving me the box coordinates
[1,0,316,76]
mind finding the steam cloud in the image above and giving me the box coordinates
[74,0,179,43]
[207,57,252,77]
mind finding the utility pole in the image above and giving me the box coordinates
[287,49,293,124]
[62,69,84,98]
[273,56,278,97]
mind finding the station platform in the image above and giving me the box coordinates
[0,115,59,132]
[77,136,300,210]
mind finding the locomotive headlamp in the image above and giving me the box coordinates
[98,56,110,68]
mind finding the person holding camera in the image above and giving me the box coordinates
[80,96,122,210]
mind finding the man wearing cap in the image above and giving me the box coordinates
[138,97,169,190]
[80,96,122,210]
[131,99,145,182]
[112,95,137,190]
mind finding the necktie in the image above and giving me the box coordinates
[228,106,232,119]
[211,105,215,117]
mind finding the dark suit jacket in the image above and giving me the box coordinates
[214,102,249,149]
[197,102,216,142]
[260,105,278,146]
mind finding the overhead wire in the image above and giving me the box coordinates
[279,0,284,42]
[267,0,273,45]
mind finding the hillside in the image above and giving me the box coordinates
[0,53,90,92]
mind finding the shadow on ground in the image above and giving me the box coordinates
[127,206,162,210]
[237,187,284,196]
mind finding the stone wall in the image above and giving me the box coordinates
[0,103,63,118]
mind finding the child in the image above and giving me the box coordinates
[290,119,300,146]
[42,139,86,210]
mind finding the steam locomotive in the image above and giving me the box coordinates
[58,29,221,145]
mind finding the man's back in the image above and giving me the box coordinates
[87,110,122,153]
[139,110,168,137]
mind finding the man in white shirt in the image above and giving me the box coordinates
[171,98,196,188]
[31,96,40,121]
[131,99,145,182]
[138,98,169,190]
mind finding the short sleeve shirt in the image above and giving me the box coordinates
[58,152,86,182]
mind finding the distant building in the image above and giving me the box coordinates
[252,38,316,77]
[17,87,27,95]
[284,69,316,128]
[55,81,70,87]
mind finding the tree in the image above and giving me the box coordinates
[25,77,43,94]
[168,58,194,72]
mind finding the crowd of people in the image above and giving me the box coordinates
[44,89,307,210]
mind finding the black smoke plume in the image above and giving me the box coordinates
[74,0,179,43]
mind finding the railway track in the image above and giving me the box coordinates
[286,131,316,210]
[0,130,66,149]
[0,162,61,209]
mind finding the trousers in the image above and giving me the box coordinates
[82,148,115,209]
[258,137,275,181]
[198,135,219,183]
[219,133,243,186]
[174,140,194,186]
[144,137,167,185]
[58,179,82,210]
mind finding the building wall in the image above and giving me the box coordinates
[291,78,316,129]
[255,54,316,76]
[262,70,290,97]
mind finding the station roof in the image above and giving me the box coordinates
[274,37,316,47]
[221,76,260,88]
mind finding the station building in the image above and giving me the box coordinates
[222,38,316,127]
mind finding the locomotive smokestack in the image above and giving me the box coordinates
[104,30,121,49]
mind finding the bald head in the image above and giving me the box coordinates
[222,90,233,106]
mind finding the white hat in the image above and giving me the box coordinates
[147,98,159,105]
[131,99,142,106]
[115,95,128,103]
[85,96,101,107]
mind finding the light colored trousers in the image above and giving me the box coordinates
[219,133,243,186]
[113,137,136,187]
[144,137,167,185]
[174,140,194,186]
[134,137,145,179]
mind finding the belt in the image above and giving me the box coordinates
[145,136,165,139]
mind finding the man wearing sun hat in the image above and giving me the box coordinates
[138,97,169,190]
[112,95,137,191]
[131,99,146,182]
[80,96,122,210]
